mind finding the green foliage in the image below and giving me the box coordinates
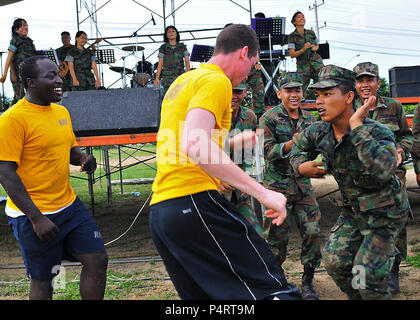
[378,77,390,98]
[406,255,420,269]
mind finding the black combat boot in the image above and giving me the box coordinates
[387,255,401,295]
[301,264,319,300]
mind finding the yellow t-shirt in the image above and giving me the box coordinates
[0,98,78,217]
[150,63,232,205]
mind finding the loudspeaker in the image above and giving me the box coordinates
[60,87,163,137]
[389,65,420,98]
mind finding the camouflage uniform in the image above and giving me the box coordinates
[224,83,264,238]
[259,72,321,269]
[65,47,97,91]
[8,35,37,104]
[246,66,266,120]
[158,42,189,95]
[287,29,324,98]
[354,62,414,262]
[290,65,411,300]
[56,45,75,92]
[411,104,420,175]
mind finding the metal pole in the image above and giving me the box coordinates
[171,0,175,26]
[163,0,166,29]
[249,0,252,23]
[76,0,80,31]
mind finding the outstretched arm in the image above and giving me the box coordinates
[182,108,287,225]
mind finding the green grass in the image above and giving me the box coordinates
[406,255,420,269]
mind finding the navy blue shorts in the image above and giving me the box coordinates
[8,197,106,280]
[150,190,301,300]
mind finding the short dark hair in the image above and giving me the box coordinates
[61,31,70,37]
[163,25,180,43]
[337,83,358,107]
[213,24,259,58]
[12,18,27,36]
[254,12,265,18]
[291,11,304,25]
[19,55,50,89]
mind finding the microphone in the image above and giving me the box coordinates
[151,14,156,25]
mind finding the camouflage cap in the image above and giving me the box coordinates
[353,62,379,78]
[308,64,356,89]
[277,72,303,88]
[232,82,247,90]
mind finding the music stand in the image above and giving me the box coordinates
[252,17,287,104]
[190,44,214,63]
[40,49,59,65]
[93,49,115,64]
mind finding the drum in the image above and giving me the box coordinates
[134,61,154,87]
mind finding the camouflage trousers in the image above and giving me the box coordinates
[223,189,265,239]
[323,205,409,300]
[297,60,324,99]
[395,172,410,260]
[246,67,265,120]
[263,192,322,268]
[11,81,25,105]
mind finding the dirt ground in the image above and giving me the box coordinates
[0,169,419,300]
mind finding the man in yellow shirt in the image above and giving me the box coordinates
[0,55,108,300]
[150,24,300,300]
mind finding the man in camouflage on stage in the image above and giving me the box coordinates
[246,64,266,120]
[221,83,264,238]
[411,104,420,188]
[259,72,321,300]
[56,31,75,92]
[353,62,414,295]
[290,65,411,300]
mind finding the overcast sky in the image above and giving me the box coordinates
[1,0,420,97]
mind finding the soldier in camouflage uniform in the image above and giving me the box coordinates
[154,26,190,95]
[0,18,37,106]
[353,62,414,295]
[56,31,75,92]
[65,31,101,91]
[221,83,264,238]
[287,12,324,99]
[289,65,411,300]
[411,104,420,188]
[246,64,266,120]
[259,72,321,300]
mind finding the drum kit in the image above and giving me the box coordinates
[109,45,156,88]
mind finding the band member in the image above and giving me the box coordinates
[353,62,414,295]
[220,82,264,238]
[55,31,75,92]
[0,18,37,105]
[259,72,321,300]
[153,25,191,95]
[65,31,101,91]
[149,24,300,300]
[287,11,324,99]
[290,65,410,300]
[0,55,108,300]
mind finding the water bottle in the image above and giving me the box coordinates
[131,192,142,196]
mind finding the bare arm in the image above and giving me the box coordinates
[68,61,79,86]
[0,50,15,83]
[0,161,59,241]
[153,57,163,87]
[184,55,191,72]
[181,108,287,225]
[70,146,97,174]
[91,60,101,88]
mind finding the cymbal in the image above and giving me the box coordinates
[109,66,134,74]
[122,45,144,52]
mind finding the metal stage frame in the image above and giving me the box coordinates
[74,132,157,215]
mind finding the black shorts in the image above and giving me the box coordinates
[150,190,300,300]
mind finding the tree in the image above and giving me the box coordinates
[378,77,390,98]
